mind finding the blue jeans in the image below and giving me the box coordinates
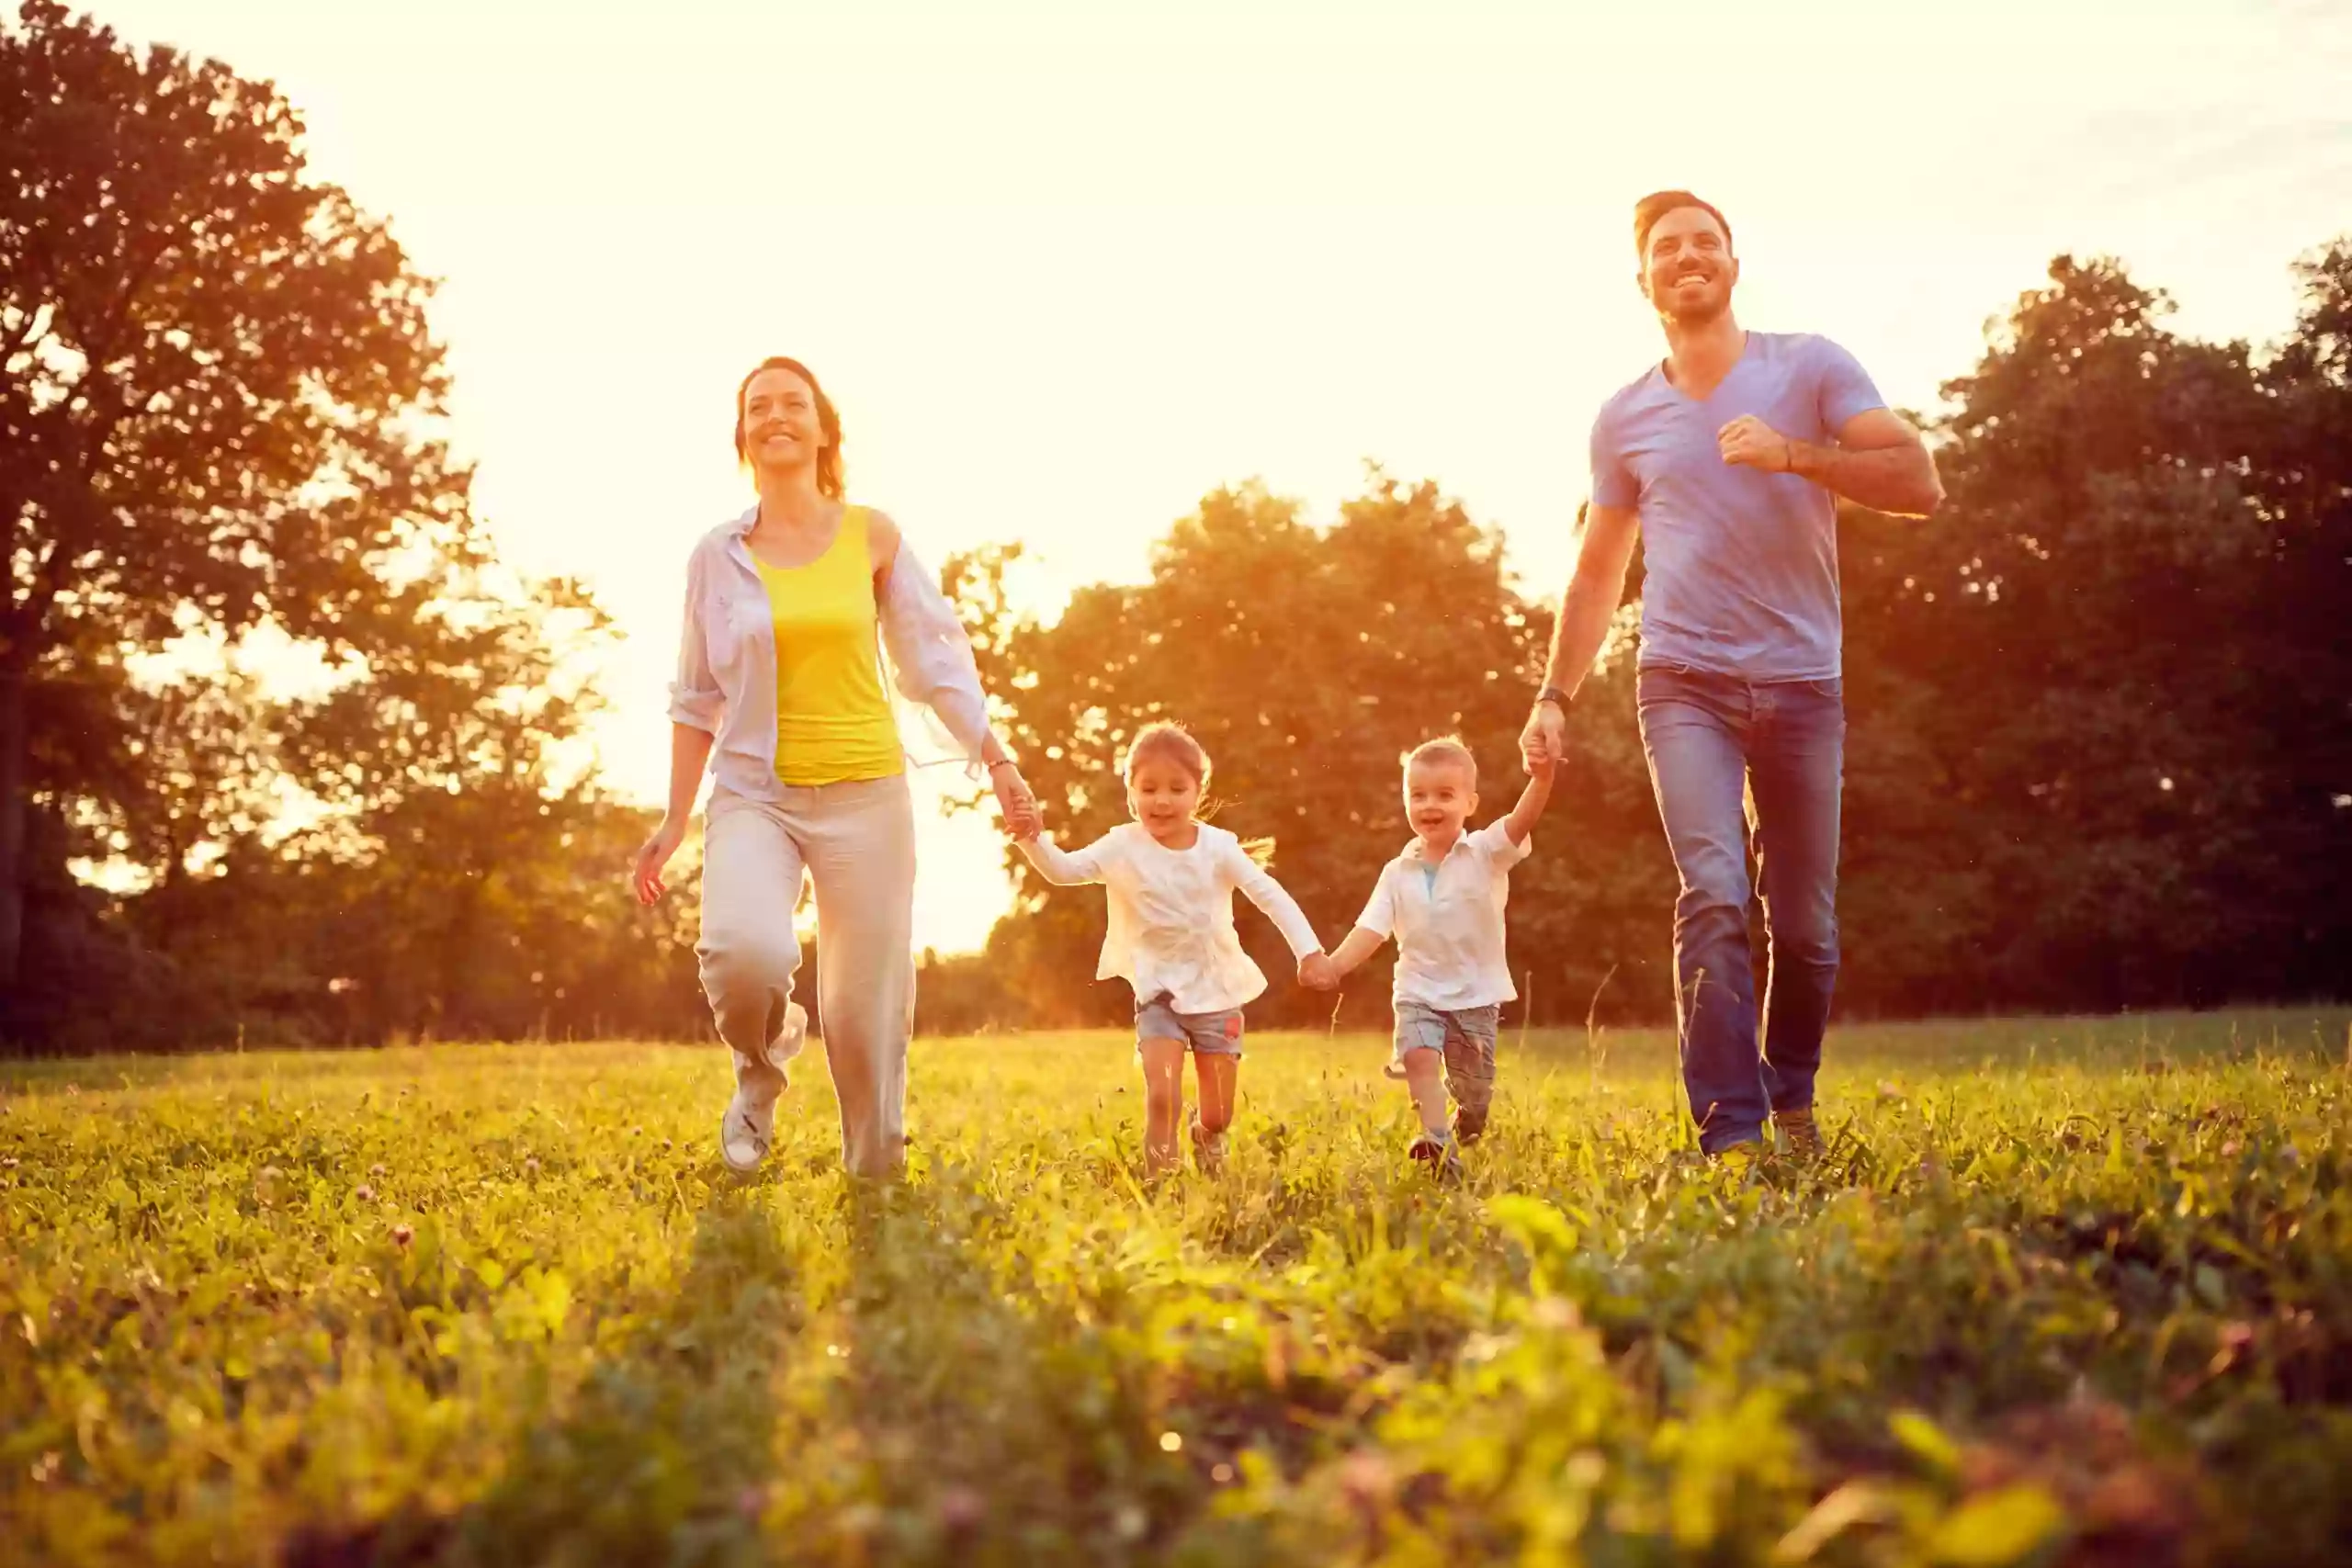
[1637,667,1845,1153]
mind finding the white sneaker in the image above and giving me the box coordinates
[1408,1130,1464,1180]
[719,1003,807,1173]
[719,1089,775,1173]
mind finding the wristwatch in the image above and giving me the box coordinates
[1535,685,1572,710]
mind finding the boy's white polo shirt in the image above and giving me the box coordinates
[1356,819,1531,1010]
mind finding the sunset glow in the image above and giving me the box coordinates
[96,0,2352,953]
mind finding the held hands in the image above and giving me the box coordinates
[1298,952,1340,992]
[631,816,686,906]
[1717,415,1795,473]
[989,761,1041,839]
[1520,702,1567,773]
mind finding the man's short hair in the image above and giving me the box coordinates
[1403,736,1477,787]
[1634,189,1733,259]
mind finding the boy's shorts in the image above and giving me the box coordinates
[1136,994,1246,1059]
[1391,1000,1499,1136]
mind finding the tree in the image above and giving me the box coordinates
[955,243,2352,1030]
[96,568,708,1049]
[1839,249,2352,1007]
[1,0,476,986]
[953,474,1678,1030]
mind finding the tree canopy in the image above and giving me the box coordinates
[3,3,2344,1052]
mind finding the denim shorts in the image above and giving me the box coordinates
[1136,995,1247,1058]
[1392,1000,1500,1136]
[1391,1000,1499,1068]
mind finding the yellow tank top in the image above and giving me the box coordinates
[754,505,905,786]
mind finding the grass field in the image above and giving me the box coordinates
[3,1010,2348,1567]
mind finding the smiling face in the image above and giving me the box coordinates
[1404,757,1477,849]
[1126,756,1203,844]
[738,366,830,477]
[1640,203,1738,325]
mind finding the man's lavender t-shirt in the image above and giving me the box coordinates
[1590,332,1886,682]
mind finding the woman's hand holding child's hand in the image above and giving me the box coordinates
[990,762,1041,839]
[1298,952,1340,991]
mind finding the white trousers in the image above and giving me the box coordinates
[696,776,916,1176]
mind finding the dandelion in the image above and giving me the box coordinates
[391,1224,414,1247]
[1338,1450,1395,1507]
[936,1485,986,1530]
[1531,1296,1581,1331]
[369,1163,389,1179]
[356,1185,375,1202]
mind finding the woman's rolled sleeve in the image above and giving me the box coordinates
[880,542,992,762]
[667,549,726,734]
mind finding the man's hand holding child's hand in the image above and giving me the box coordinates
[1298,953,1340,991]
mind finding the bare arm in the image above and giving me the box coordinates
[1502,757,1555,846]
[1721,408,1945,518]
[664,724,716,824]
[1327,925,1386,978]
[1536,502,1641,700]
[1792,408,1944,516]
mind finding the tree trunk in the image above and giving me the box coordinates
[0,664,26,990]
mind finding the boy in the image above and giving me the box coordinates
[1313,738,1554,1170]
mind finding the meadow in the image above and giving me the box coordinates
[3,1010,2347,1567]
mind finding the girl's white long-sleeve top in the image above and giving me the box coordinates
[1017,823,1324,1014]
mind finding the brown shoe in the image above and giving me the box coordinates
[1776,1106,1825,1159]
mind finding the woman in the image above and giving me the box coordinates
[631,355,1037,1177]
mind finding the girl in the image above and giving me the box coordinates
[1016,724,1335,1176]
[632,355,1037,1178]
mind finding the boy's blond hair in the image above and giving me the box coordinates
[1402,736,1477,788]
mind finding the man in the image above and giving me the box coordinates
[1521,190,1943,1162]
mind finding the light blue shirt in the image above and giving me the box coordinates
[1590,332,1886,682]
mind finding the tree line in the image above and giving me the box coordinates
[948,245,2352,1032]
[4,3,2345,1052]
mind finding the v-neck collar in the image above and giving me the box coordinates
[1657,329,1752,406]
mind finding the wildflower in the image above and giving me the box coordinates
[937,1485,986,1531]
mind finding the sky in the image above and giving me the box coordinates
[96,0,2352,953]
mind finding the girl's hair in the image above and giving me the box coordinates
[1123,721,1274,864]
[1123,721,1211,791]
[733,355,844,500]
